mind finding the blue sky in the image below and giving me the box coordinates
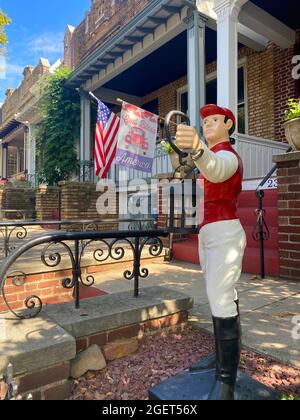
[0,0,91,103]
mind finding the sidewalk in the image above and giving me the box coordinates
[88,260,300,369]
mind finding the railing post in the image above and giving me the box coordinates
[133,236,140,298]
[258,189,265,280]
[4,226,9,258]
[73,239,81,309]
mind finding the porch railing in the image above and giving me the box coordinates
[236,133,289,179]
[0,228,168,319]
[252,146,292,279]
[78,136,290,184]
[0,217,156,258]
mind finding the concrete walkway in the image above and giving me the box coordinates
[88,260,300,369]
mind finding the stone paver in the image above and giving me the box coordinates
[43,286,193,338]
[0,313,76,376]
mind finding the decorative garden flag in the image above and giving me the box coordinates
[115,102,158,173]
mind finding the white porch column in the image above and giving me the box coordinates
[214,0,246,117]
[26,124,36,178]
[186,10,207,135]
[2,143,8,179]
[80,90,91,163]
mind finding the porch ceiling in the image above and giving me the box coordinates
[0,119,22,141]
[251,0,299,30]
[3,124,25,146]
[103,28,217,97]
[240,1,296,48]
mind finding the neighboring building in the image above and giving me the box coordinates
[64,0,298,183]
[0,59,57,184]
[0,59,50,183]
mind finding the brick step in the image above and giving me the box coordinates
[188,234,198,243]
[173,241,200,265]
[242,247,280,276]
[173,242,279,276]
[188,224,278,249]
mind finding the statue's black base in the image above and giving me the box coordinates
[149,369,279,401]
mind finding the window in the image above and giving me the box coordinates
[177,65,247,134]
[7,147,18,176]
[178,90,188,115]
[237,67,246,134]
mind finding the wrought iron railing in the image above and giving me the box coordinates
[0,217,155,258]
[252,147,292,279]
[0,229,168,319]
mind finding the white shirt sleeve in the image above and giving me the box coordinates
[194,142,239,183]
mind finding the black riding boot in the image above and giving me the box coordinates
[189,300,240,372]
[207,316,241,400]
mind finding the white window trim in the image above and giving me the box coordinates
[176,58,248,134]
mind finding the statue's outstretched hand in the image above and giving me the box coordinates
[175,124,202,152]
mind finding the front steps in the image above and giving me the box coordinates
[172,189,279,276]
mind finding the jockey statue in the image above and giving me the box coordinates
[175,104,246,400]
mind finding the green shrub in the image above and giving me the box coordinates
[284,98,300,123]
[36,68,80,185]
[280,395,300,401]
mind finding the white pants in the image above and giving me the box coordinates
[198,220,247,318]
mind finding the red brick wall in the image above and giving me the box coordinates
[0,186,35,219]
[0,270,74,313]
[247,43,276,140]
[141,45,280,141]
[142,75,187,135]
[273,44,296,141]
[77,310,189,353]
[276,154,300,281]
[0,255,165,313]
[59,181,119,227]
[36,186,60,221]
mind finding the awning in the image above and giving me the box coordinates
[0,119,22,141]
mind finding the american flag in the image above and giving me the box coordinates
[94,99,120,178]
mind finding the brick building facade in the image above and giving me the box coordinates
[64,0,299,144]
[0,58,52,182]
[64,0,153,70]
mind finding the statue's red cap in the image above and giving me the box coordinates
[200,104,236,127]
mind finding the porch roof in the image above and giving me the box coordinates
[251,0,299,30]
[66,0,185,89]
[0,119,22,141]
[103,28,217,97]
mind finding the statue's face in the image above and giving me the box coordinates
[203,114,233,146]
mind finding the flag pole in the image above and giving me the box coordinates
[89,91,99,102]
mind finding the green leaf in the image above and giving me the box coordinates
[35,68,80,185]
[283,98,300,122]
